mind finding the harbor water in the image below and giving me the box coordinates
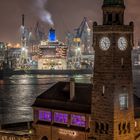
[0,74,91,124]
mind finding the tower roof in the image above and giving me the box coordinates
[103,0,124,6]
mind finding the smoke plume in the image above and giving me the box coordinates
[35,0,54,26]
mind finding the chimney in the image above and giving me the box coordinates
[70,78,75,101]
[22,14,25,26]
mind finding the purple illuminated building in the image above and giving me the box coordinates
[33,82,93,140]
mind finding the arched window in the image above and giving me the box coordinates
[100,123,104,134]
[119,87,128,110]
[127,122,131,133]
[41,136,48,140]
[122,122,126,134]
[108,13,112,24]
[118,123,122,135]
[95,122,99,133]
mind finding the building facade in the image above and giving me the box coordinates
[32,82,92,140]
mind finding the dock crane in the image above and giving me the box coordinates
[19,14,31,68]
[74,17,91,54]
[72,17,92,69]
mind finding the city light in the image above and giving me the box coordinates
[59,129,77,137]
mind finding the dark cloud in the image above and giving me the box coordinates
[0,0,139,43]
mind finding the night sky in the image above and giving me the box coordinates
[0,0,139,44]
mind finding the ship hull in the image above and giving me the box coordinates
[12,69,93,75]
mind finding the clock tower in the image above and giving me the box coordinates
[90,0,135,140]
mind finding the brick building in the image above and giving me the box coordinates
[90,0,135,139]
[32,81,92,140]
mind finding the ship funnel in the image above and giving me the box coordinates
[48,28,56,42]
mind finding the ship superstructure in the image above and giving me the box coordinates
[38,28,67,70]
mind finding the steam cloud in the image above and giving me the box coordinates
[35,0,54,26]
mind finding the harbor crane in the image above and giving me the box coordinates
[73,17,92,69]
[19,14,31,68]
[74,17,92,54]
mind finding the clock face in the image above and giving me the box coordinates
[100,37,110,51]
[118,37,127,51]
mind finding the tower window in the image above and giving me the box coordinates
[105,123,109,134]
[115,14,120,24]
[118,123,122,135]
[100,123,104,134]
[119,94,128,110]
[122,122,126,134]
[108,14,112,24]
[127,122,131,133]
[95,122,99,133]
[102,85,105,96]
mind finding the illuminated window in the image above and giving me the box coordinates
[71,114,86,127]
[54,112,68,124]
[39,110,51,122]
[119,94,128,110]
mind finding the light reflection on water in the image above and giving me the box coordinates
[0,74,92,124]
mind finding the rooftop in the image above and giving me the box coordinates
[33,82,92,114]
[33,81,140,117]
